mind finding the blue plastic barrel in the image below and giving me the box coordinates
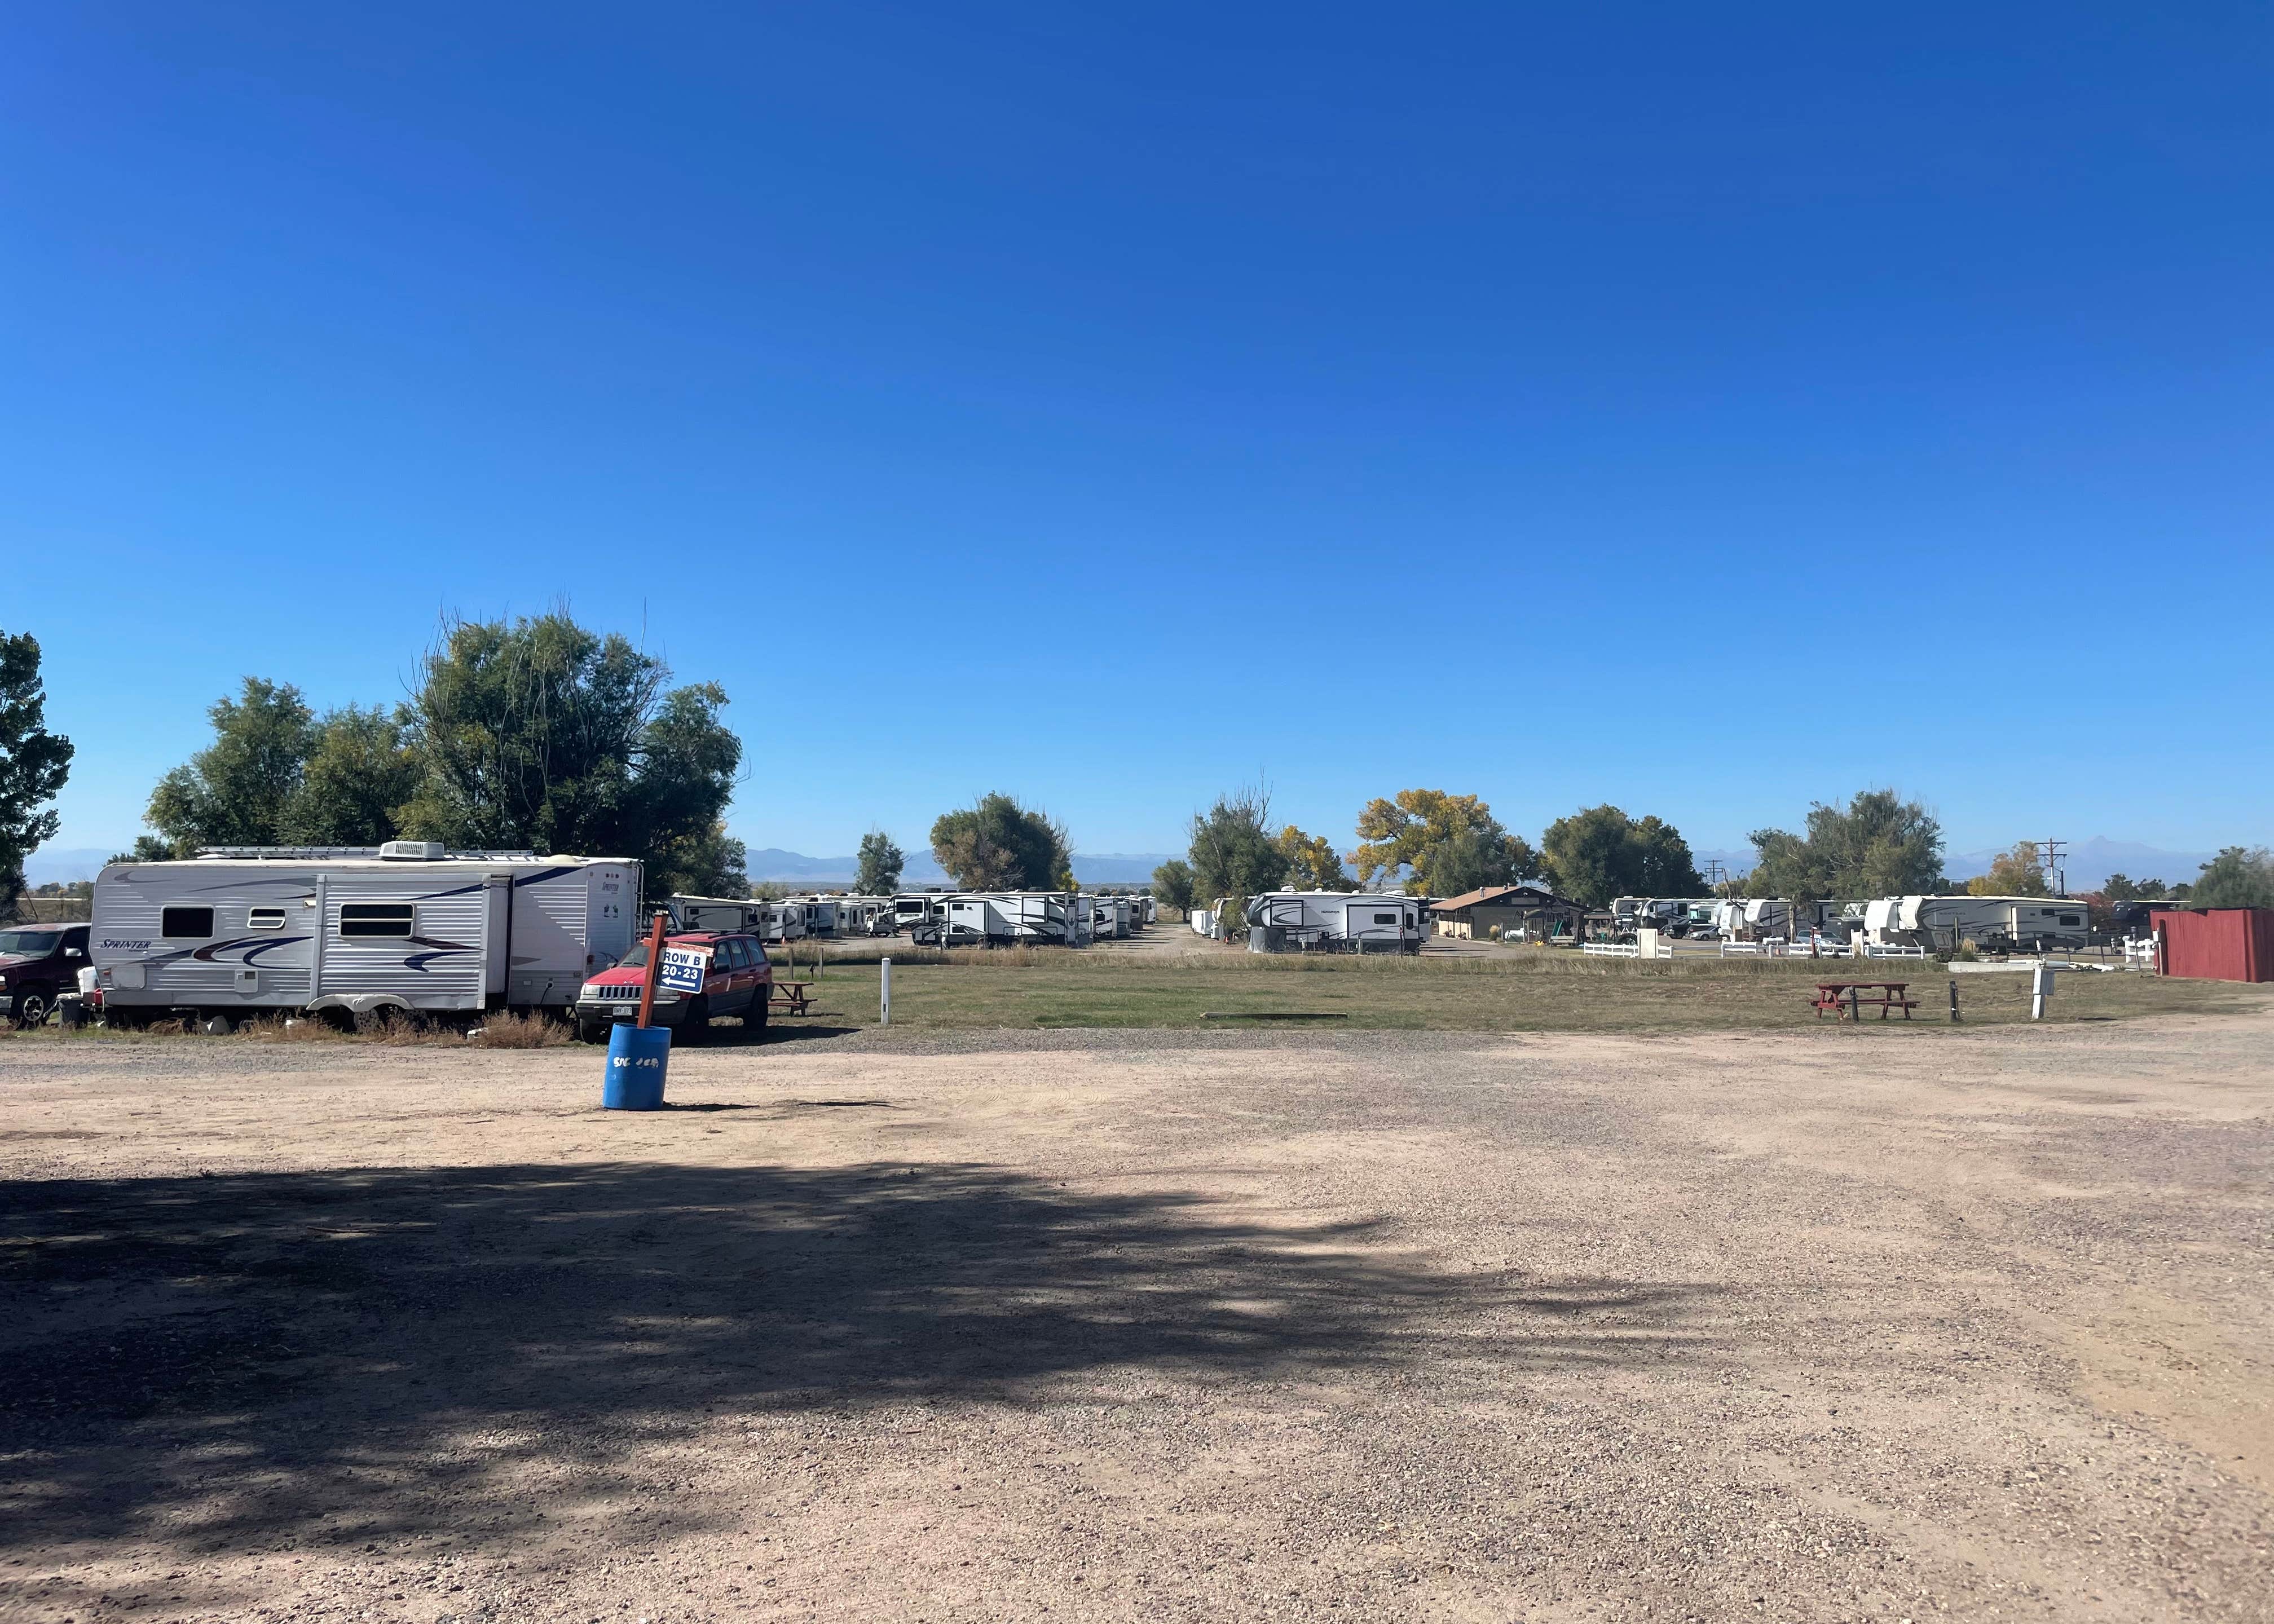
[602,1023,671,1110]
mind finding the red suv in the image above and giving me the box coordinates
[574,931,772,1044]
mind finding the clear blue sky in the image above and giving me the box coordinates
[6,5,2269,862]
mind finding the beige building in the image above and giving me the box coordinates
[1429,883,1588,941]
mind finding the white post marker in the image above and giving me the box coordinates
[880,956,891,1027]
[2030,961,2055,1021]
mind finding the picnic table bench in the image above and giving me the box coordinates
[1813,980,1919,1021]
[769,979,818,1016]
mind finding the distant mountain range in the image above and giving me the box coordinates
[1698,837,2222,892]
[743,848,1177,886]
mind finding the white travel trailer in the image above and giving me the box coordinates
[1190,907,1213,937]
[893,893,951,932]
[1091,897,1130,939]
[669,894,769,935]
[1244,891,1424,954]
[1866,895,2089,955]
[785,898,839,938]
[943,893,1077,947]
[91,844,642,1028]
[752,901,807,943]
[833,897,894,937]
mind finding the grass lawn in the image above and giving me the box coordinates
[772,946,2269,1034]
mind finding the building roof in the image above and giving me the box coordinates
[1428,883,1579,913]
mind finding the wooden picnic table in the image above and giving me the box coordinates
[1812,979,1919,1021]
[770,979,818,1016]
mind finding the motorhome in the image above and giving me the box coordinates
[1244,890,1425,954]
[942,893,1078,948]
[91,844,641,1029]
[1865,895,2090,955]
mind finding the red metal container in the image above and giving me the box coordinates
[2151,908,2274,983]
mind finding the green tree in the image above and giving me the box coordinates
[1151,858,1196,912]
[280,704,422,846]
[397,613,744,895]
[1746,789,1944,901]
[1540,805,1703,908]
[929,793,1071,890]
[856,830,906,895]
[0,630,74,918]
[2101,873,2170,903]
[1350,789,1538,895]
[1187,788,1289,924]
[1275,825,1356,891]
[1967,842,2050,897]
[2189,846,2274,910]
[145,678,318,854]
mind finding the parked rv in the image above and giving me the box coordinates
[893,893,950,933]
[669,894,770,935]
[1866,895,2090,955]
[942,892,1078,947]
[90,844,642,1030]
[1244,890,1424,954]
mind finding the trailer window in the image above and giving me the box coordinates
[2060,915,2081,927]
[1374,912,1398,925]
[339,903,416,939]
[161,906,214,939]
[247,907,288,930]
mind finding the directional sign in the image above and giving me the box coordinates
[658,944,711,994]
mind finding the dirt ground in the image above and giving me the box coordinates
[4,1010,2272,1623]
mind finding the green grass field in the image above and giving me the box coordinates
[772,945,2268,1034]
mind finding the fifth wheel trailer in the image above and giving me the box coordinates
[1864,895,2090,954]
[1244,891,1424,954]
[91,844,642,1027]
[943,893,1078,947]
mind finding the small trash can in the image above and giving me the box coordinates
[602,1023,671,1110]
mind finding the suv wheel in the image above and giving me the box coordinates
[680,997,709,1043]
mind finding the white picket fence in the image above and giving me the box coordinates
[1583,942,1642,958]
[1863,943,1929,959]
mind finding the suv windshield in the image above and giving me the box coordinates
[0,930,64,956]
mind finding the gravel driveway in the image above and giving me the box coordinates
[3,1010,2271,1622]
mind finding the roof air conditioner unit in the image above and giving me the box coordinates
[379,840,447,861]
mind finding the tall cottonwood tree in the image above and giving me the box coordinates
[0,630,73,917]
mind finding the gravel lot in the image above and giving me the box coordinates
[4,1009,2272,1623]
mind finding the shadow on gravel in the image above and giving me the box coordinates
[2,1163,1715,1552]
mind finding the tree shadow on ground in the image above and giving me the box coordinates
[2,1162,1715,1554]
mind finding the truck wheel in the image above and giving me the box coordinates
[13,990,51,1029]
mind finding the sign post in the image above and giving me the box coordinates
[635,912,667,1029]
[880,957,891,1027]
[2030,961,2055,1021]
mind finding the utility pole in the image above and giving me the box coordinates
[2039,837,2068,897]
